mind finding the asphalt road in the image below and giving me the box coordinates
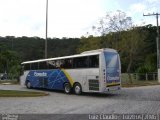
[0,85,160,119]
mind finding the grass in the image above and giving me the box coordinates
[0,90,49,97]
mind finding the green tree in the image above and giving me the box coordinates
[119,27,147,83]
[92,10,132,49]
[0,50,20,79]
[77,35,101,53]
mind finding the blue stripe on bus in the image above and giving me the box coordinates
[26,69,73,90]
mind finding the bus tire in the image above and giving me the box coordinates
[26,81,32,89]
[64,83,72,94]
[73,83,82,95]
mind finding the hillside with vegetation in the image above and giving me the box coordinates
[0,11,158,80]
[0,37,80,79]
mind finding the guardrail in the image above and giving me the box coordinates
[121,73,157,84]
[133,73,157,81]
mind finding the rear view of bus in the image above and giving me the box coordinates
[102,50,121,92]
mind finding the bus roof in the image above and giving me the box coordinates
[21,48,117,64]
[81,48,117,54]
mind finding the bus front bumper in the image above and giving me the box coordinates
[104,85,121,92]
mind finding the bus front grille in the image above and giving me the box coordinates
[88,79,99,91]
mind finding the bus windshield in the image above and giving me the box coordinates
[104,52,119,68]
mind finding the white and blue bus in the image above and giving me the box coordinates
[20,48,121,95]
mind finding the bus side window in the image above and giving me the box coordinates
[73,57,88,68]
[47,61,56,69]
[66,59,73,68]
[89,55,99,68]
[54,60,61,68]
[31,63,38,70]
[24,64,31,70]
[39,62,48,69]
[60,59,73,69]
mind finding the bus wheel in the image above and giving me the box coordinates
[26,81,31,89]
[64,83,72,94]
[74,83,82,95]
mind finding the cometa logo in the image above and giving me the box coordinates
[34,72,47,77]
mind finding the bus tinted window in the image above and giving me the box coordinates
[89,55,99,68]
[47,61,57,69]
[60,59,73,69]
[23,55,99,70]
[39,62,48,69]
[31,62,38,70]
[73,57,88,68]
[24,64,30,70]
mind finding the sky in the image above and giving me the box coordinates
[0,0,160,38]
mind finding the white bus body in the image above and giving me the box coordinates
[20,48,121,94]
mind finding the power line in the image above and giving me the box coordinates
[143,13,160,69]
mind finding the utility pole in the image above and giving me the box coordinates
[45,0,48,59]
[143,13,160,69]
